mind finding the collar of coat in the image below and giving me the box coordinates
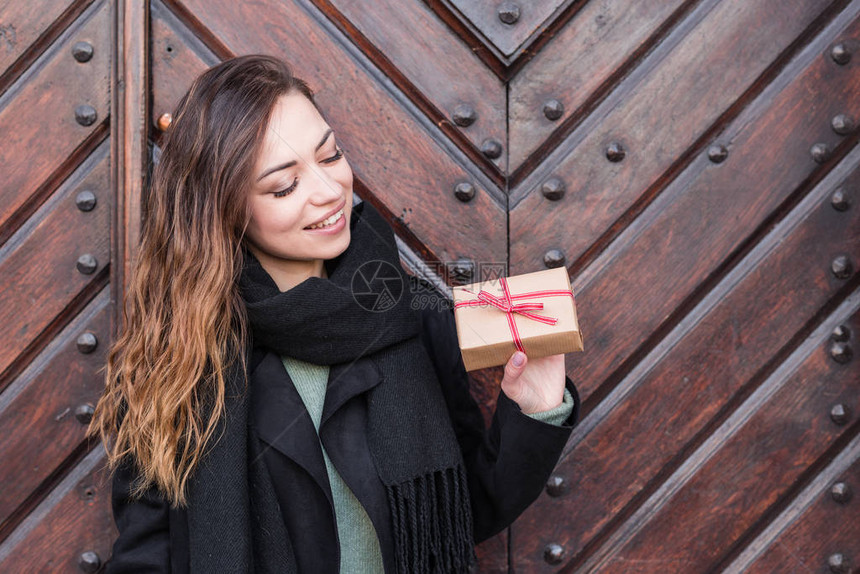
[249,349,380,507]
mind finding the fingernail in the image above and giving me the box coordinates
[513,352,525,366]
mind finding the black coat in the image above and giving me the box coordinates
[106,303,580,573]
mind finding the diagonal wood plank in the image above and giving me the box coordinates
[514,6,858,560]
[0,143,109,389]
[549,1,860,405]
[508,0,693,172]
[510,139,860,570]
[0,0,109,244]
[447,0,569,58]
[320,0,507,175]
[594,294,860,570]
[0,447,114,572]
[0,0,84,84]
[0,289,109,536]
[738,430,860,573]
[510,0,842,275]
[150,0,217,130]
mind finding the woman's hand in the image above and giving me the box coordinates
[499,351,566,414]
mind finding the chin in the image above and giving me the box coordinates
[317,230,351,260]
[334,229,352,255]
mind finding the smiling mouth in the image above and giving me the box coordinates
[304,208,345,230]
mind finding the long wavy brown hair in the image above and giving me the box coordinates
[89,55,318,506]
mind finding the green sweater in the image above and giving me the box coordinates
[281,355,574,573]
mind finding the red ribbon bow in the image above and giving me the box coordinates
[454,276,574,354]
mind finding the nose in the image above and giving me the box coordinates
[307,164,342,204]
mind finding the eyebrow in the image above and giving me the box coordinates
[256,128,334,182]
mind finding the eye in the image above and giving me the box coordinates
[272,177,299,198]
[322,147,344,164]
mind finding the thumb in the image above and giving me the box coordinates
[501,351,527,388]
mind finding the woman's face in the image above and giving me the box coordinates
[245,91,354,290]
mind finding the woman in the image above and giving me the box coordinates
[90,54,580,573]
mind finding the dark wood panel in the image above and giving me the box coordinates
[165,0,507,269]
[743,436,860,574]
[508,0,690,171]
[558,5,860,402]
[0,289,109,533]
[0,0,109,242]
[150,0,216,131]
[0,449,114,573]
[111,0,148,308]
[0,146,109,385]
[600,303,860,570]
[465,365,503,429]
[0,0,79,80]
[447,0,566,57]
[510,0,839,274]
[324,0,506,172]
[510,141,860,570]
[474,522,507,574]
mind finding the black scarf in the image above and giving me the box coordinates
[187,200,477,573]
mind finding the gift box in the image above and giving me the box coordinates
[452,267,583,371]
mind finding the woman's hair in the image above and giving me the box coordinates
[89,55,317,506]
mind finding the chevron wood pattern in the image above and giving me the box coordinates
[0,0,857,571]
[0,0,115,570]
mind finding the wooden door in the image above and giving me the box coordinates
[0,0,858,572]
[0,0,117,571]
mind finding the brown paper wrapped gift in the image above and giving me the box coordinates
[452,267,583,372]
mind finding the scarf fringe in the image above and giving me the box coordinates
[387,465,477,573]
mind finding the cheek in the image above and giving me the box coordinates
[338,160,355,187]
[246,201,265,236]
[243,214,264,248]
[246,203,276,244]
[248,201,304,241]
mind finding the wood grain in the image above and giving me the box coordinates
[0,448,115,573]
[150,0,215,131]
[743,433,860,574]
[0,0,109,243]
[0,289,109,534]
[112,0,149,313]
[600,304,860,571]
[510,0,839,274]
[0,147,109,387]
[324,0,506,173]
[475,526,508,574]
[508,0,691,171]
[510,135,860,571]
[0,0,79,81]
[554,5,860,403]
[447,0,567,57]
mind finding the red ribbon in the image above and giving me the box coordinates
[453,276,574,354]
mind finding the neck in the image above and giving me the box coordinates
[248,249,327,291]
